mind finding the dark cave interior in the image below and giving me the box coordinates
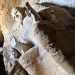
[0,43,7,75]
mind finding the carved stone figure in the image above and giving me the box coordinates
[11,7,27,24]
[0,0,75,75]
[18,2,75,75]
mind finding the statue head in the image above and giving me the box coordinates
[11,7,26,23]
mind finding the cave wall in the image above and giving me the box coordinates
[39,0,75,8]
[0,0,75,32]
[0,0,75,75]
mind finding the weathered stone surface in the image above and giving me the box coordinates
[0,0,75,75]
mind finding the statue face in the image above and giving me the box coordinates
[11,49,21,59]
[11,8,23,23]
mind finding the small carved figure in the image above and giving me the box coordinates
[8,48,27,75]
[11,7,26,24]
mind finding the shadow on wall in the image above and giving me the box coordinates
[0,30,4,47]
[37,2,75,72]
[38,2,75,17]
[0,31,7,75]
[39,0,75,8]
[0,55,7,75]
